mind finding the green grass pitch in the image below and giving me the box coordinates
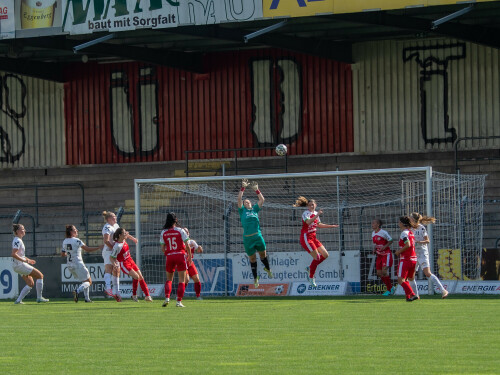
[1,295,498,375]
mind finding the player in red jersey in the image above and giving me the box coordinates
[160,212,192,308]
[183,228,204,300]
[294,196,339,287]
[371,219,395,296]
[395,216,418,302]
[110,228,152,302]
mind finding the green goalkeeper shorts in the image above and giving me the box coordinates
[243,233,266,256]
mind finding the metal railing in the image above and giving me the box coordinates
[185,147,288,177]
[0,183,85,226]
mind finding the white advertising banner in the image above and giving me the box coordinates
[62,0,263,35]
[118,283,164,298]
[395,280,457,296]
[0,257,18,299]
[289,281,348,296]
[455,281,500,295]
[0,0,15,39]
[60,262,132,295]
[231,250,360,284]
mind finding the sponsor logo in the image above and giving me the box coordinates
[236,283,289,296]
[290,281,347,296]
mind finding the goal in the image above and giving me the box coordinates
[134,167,485,296]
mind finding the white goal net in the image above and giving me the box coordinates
[134,167,485,296]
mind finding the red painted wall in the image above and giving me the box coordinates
[64,49,353,165]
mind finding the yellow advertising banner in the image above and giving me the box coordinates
[263,0,499,18]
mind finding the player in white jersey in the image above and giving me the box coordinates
[62,225,103,303]
[102,211,119,297]
[183,228,204,300]
[410,212,449,299]
[11,224,49,304]
[102,210,138,298]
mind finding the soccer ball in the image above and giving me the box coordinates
[275,144,287,156]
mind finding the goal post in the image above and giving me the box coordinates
[134,167,485,296]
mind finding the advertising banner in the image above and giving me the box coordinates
[117,283,164,298]
[289,281,348,296]
[184,254,233,296]
[231,251,360,286]
[0,0,15,39]
[236,283,289,296]
[61,262,132,298]
[263,0,499,19]
[394,280,457,296]
[0,257,18,299]
[14,0,64,38]
[455,281,500,295]
[62,0,263,35]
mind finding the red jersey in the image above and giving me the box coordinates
[372,229,392,256]
[398,229,417,261]
[111,241,131,263]
[301,210,320,236]
[160,227,188,256]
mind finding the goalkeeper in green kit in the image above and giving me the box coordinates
[238,178,273,287]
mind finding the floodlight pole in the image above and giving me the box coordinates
[73,33,115,53]
[431,5,474,30]
[244,20,288,43]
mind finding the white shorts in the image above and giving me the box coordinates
[416,250,430,270]
[102,249,113,265]
[12,261,34,276]
[68,263,90,282]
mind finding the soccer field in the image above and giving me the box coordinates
[1,295,498,375]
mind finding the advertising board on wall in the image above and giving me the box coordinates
[15,0,64,38]
[0,0,15,39]
[263,0,499,19]
[231,251,360,294]
[62,0,263,35]
[0,257,18,299]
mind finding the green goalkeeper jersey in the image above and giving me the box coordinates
[238,204,262,236]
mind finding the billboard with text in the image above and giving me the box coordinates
[62,0,263,34]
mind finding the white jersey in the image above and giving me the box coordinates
[62,237,86,266]
[11,236,26,265]
[187,239,199,251]
[102,223,119,251]
[412,224,428,253]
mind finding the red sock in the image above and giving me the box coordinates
[139,279,150,297]
[132,279,139,295]
[309,259,320,278]
[382,276,392,291]
[165,280,172,298]
[318,255,326,264]
[177,282,186,302]
[194,282,201,297]
[401,281,414,299]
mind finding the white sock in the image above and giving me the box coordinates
[410,279,419,297]
[429,273,444,292]
[104,273,112,290]
[112,276,120,295]
[36,279,43,299]
[83,285,90,301]
[77,281,90,294]
[17,285,32,302]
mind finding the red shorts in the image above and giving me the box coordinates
[376,252,393,270]
[187,261,198,277]
[120,258,139,275]
[165,253,188,273]
[397,259,417,279]
[300,233,322,253]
